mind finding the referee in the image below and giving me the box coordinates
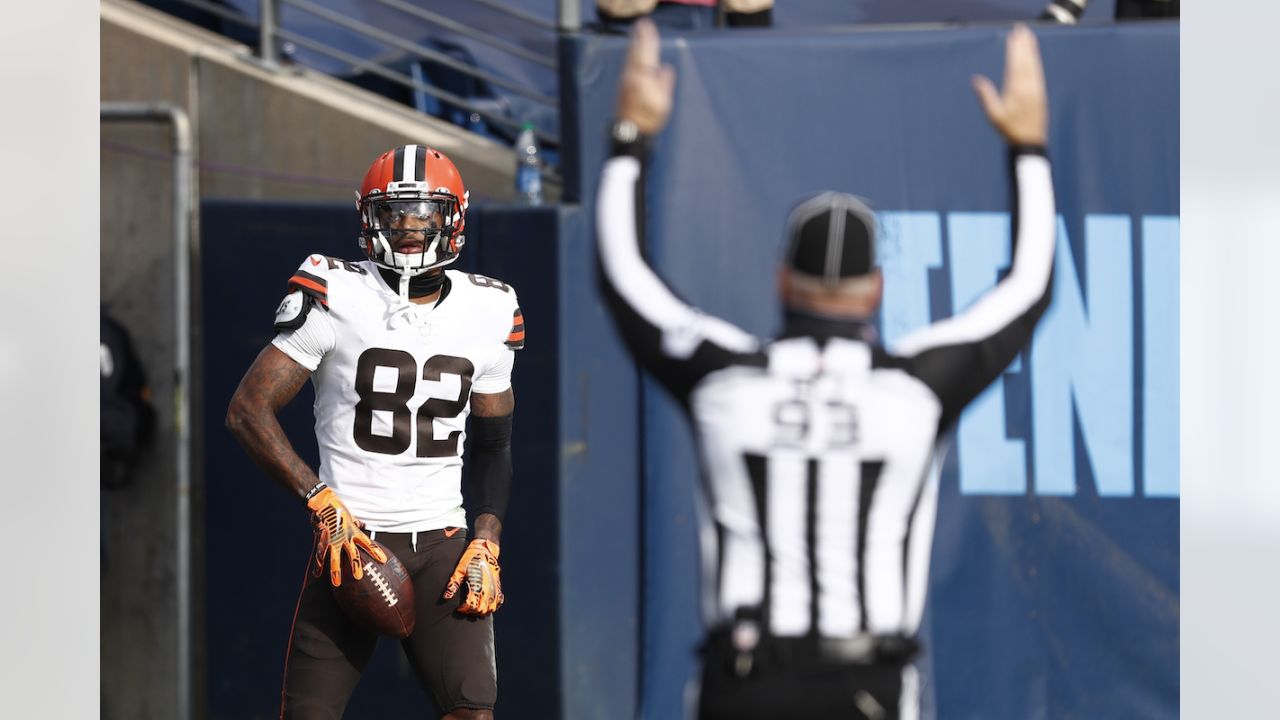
[597,21,1056,720]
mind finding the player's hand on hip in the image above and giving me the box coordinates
[971,23,1048,146]
[615,18,676,136]
[443,538,505,616]
[306,485,387,587]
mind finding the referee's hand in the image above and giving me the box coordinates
[615,18,676,136]
[971,24,1048,147]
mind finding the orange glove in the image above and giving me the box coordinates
[306,485,387,587]
[443,539,504,615]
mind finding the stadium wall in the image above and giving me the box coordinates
[101,119,186,720]
[193,21,1177,719]
[101,0,529,205]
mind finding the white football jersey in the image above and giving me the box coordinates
[271,255,524,532]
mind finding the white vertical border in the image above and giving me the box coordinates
[1183,3,1280,717]
[0,0,98,715]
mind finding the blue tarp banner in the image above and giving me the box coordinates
[564,22,1177,719]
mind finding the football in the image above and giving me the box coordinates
[331,540,416,639]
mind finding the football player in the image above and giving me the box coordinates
[227,145,520,719]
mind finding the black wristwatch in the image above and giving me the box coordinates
[610,119,648,157]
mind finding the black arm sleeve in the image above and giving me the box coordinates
[467,413,512,522]
[595,141,763,403]
[897,146,1057,432]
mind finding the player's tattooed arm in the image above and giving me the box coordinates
[469,388,515,544]
[226,345,322,500]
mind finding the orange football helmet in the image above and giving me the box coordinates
[356,145,469,276]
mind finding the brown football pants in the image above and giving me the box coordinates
[280,528,497,719]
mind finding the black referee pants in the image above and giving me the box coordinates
[697,629,915,720]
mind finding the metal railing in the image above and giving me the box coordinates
[160,0,573,150]
[267,0,562,147]
[358,0,555,68]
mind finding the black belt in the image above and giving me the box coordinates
[706,622,920,678]
[364,526,465,537]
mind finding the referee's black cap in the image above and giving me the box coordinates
[784,192,878,285]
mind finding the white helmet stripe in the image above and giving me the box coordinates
[402,144,419,182]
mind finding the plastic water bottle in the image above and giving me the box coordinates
[514,122,543,205]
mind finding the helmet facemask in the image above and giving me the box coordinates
[358,187,467,278]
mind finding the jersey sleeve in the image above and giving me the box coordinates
[596,145,761,404]
[472,343,514,395]
[505,305,525,350]
[472,289,520,395]
[891,147,1057,431]
[272,302,337,371]
[270,255,340,371]
[285,255,332,308]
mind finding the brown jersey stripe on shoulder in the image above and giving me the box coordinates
[506,307,525,348]
[507,307,525,343]
[288,271,329,307]
[292,269,328,290]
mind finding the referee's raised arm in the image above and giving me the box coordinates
[596,20,759,402]
[892,24,1057,432]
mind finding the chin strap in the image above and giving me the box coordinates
[397,268,412,304]
[376,265,446,297]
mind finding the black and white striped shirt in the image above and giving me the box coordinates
[596,143,1056,642]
